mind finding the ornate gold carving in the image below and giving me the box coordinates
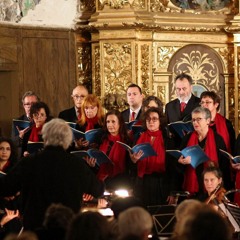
[214,47,234,73]
[156,85,166,105]
[171,50,220,95]
[98,0,134,9]
[77,45,92,91]
[103,42,132,94]
[132,0,146,9]
[103,93,127,111]
[93,45,101,96]
[155,46,180,69]
[78,0,96,11]
[141,44,151,95]
[150,0,170,12]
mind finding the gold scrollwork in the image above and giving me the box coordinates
[132,0,146,9]
[171,50,220,94]
[214,47,234,73]
[94,46,101,96]
[77,45,92,90]
[156,85,166,105]
[103,42,132,94]
[98,0,133,9]
[156,46,180,69]
[141,44,151,95]
[150,0,170,12]
[78,0,96,11]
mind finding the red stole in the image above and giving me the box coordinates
[137,130,165,178]
[214,113,231,153]
[29,125,42,142]
[0,160,10,172]
[183,128,218,193]
[85,116,99,131]
[234,172,240,206]
[97,134,126,181]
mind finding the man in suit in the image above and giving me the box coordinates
[19,91,40,121]
[165,73,200,123]
[121,83,144,123]
[58,85,88,122]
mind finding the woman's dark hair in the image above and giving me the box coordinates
[30,101,51,121]
[142,96,164,117]
[66,211,110,240]
[141,107,166,131]
[102,109,130,143]
[0,137,18,169]
[200,91,221,111]
[202,162,223,187]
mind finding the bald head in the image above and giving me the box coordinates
[71,85,88,110]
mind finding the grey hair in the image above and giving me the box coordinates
[118,207,153,238]
[42,118,73,150]
[22,91,40,103]
[192,106,211,120]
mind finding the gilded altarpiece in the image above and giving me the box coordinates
[75,0,240,130]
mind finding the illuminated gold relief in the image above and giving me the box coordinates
[171,50,219,95]
[98,0,133,9]
[132,0,146,9]
[77,45,92,89]
[156,46,180,69]
[141,44,151,95]
[103,42,132,94]
[156,85,166,105]
[94,46,101,96]
[214,47,234,73]
[78,0,96,11]
[150,0,170,12]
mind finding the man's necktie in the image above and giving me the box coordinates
[180,102,186,112]
[130,112,135,121]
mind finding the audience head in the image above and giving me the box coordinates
[200,91,221,113]
[22,91,40,118]
[111,196,144,219]
[172,199,204,238]
[180,206,232,240]
[66,211,110,240]
[142,96,164,116]
[80,94,104,125]
[191,107,211,132]
[30,101,51,127]
[174,73,193,102]
[126,84,144,111]
[142,107,163,132]
[71,85,88,110]
[202,162,223,195]
[43,203,74,230]
[42,118,73,150]
[0,137,18,164]
[4,231,39,240]
[118,207,153,240]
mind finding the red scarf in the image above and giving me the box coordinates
[136,130,165,178]
[0,160,10,172]
[29,125,42,142]
[86,116,99,131]
[97,134,126,181]
[214,113,231,153]
[183,128,218,193]
[234,172,240,206]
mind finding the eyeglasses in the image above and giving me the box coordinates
[72,95,86,100]
[192,118,204,123]
[146,117,159,123]
[200,101,213,105]
[33,113,47,118]
[23,102,34,106]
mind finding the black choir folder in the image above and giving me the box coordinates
[0,171,6,178]
[70,128,103,143]
[116,141,157,160]
[125,120,138,130]
[71,149,113,166]
[168,120,194,138]
[166,145,208,168]
[219,149,240,164]
[13,119,31,136]
[27,141,44,154]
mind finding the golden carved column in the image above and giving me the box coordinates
[89,0,154,110]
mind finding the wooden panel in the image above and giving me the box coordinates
[22,35,73,117]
